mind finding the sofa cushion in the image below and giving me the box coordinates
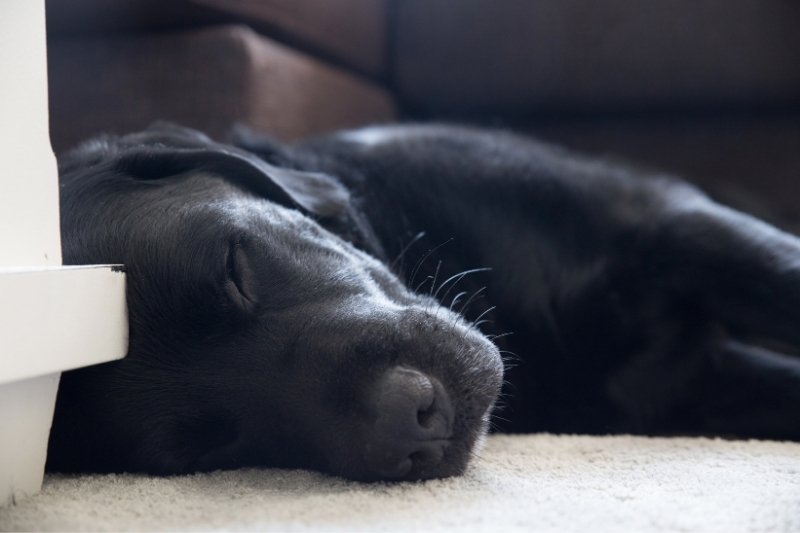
[48,25,395,152]
[46,0,388,78]
[393,0,800,114]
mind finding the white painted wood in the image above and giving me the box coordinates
[0,374,60,506]
[0,266,128,385]
[0,0,129,506]
[0,0,61,268]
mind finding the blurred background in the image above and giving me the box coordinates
[46,0,800,226]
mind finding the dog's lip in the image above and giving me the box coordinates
[362,436,452,479]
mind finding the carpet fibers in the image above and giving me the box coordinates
[2,434,799,532]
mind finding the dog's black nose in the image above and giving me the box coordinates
[364,366,454,479]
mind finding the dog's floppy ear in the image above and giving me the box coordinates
[228,123,291,167]
[115,126,350,218]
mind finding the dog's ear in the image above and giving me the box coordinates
[115,126,350,219]
[228,123,291,167]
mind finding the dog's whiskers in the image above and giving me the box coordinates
[471,305,496,327]
[433,267,492,303]
[459,286,486,316]
[408,238,453,289]
[391,230,426,277]
[473,319,493,330]
[415,275,434,293]
[487,331,514,342]
[490,413,512,425]
[499,350,521,369]
[449,291,468,312]
[429,260,442,297]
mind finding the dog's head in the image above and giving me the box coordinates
[49,123,503,481]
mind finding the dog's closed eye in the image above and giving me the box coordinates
[225,241,257,312]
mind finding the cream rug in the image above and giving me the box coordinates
[2,434,799,532]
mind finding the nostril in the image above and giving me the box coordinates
[416,393,449,433]
[363,366,454,480]
[376,367,452,437]
[417,402,434,428]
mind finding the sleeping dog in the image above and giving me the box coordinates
[48,122,800,481]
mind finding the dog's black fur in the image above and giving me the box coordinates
[48,122,800,481]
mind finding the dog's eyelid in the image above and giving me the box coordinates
[225,240,258,312]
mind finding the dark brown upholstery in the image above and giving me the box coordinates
[393,0,800,114]
[391,1,800,225]
[46,0,799,223]
[46,0,387,78]
[48,25,394,152]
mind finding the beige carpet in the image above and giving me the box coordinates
[2,434,799,532]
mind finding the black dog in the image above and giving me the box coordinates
[48,122,800,481]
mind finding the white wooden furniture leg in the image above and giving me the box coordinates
[0,0,128,506]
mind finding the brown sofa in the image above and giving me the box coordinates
[46,0,395,152]
[391,0,800,227]
[46,0,800,225]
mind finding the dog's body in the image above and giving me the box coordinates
[48,123,800,481]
